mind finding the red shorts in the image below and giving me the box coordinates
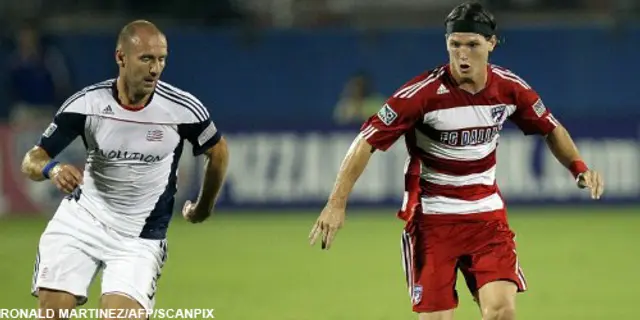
[400,218,527,313]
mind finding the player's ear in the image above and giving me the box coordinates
[487,35,497,52]
[115,48,125,68]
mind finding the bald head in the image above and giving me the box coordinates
[115,20,168,100]
[117,20,165,53]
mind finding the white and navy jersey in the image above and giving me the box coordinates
[37,79,221,239]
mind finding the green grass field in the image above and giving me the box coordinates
[0,207,638,319]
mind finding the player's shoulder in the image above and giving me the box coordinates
[391,65,448,101]
[489,64,533,92]
[57,79,116,115]
[153,80,210,124]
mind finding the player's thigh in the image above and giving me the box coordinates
[101,236,168,312]
[460,221,523,316]
[401,225,460,314]
[477,281,517,319]
[33,201,103,307]
[462,221,527,294]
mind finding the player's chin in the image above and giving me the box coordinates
[141,83,155,92]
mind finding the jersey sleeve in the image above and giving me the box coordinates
[169,87,223,156]
[508,86,559,136]
[179,117,222,156]
[37,95,87,158]
[359,75,428,151]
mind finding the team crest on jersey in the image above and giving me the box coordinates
[532,99,546,117]
[412,285,423,305]
[491,105,507,123]
[377,104,398,126]
[146,129,164,142]
[42,123,58,138]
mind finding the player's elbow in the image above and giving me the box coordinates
[21,156,43,181]
[544,123,567,141]
[20,154,30,177]
[358,136,376,154]
[342,135,375,170]
[21,147,48,181]
[544,124,573,151]
[352,135,376,159]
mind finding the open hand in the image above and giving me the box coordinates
[309,205,345,250]
[577,170,604,200]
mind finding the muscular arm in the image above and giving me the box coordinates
[545,123,603,198]
[194,137,229,213]
[23,106,85,182]
[508,85,589,179]
[20,93,86,194]
[21,146,53,181]
[309,134,376,248]
[544,124,584,172]
[310,72,428,248]
[327,74,428,206]
[327,136,375,208]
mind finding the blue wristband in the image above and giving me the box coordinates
[42,161,60,179]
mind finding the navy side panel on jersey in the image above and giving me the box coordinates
[38,113,87,158]
[139,122,221,239]
[139,140,184,239]
[140,82,222,239]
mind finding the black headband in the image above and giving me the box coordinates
[446,20,495,37]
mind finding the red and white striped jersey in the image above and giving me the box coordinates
[360,64,559,224]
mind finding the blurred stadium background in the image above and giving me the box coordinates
[0,0,638,319]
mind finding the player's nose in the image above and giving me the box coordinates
[149,65,160,77]
[149,63,161,76]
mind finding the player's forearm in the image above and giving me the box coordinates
[545,124,585,170]
[327,136,375,208]
[195,137,229,212]
[21,146,53,181]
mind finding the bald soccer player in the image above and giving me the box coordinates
[22,20,229,320]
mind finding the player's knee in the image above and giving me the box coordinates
[482,301,515,320]
[101,293,146,320]
[418,310,454,320]
[38,288,77,319]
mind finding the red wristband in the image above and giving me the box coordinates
[569,160,588,179]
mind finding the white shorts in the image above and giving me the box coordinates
[31,199,168,311]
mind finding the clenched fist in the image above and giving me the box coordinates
[49,163,84,194]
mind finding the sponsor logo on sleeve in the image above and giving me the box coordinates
[198,122,218,146]
[532,99,546,117]
[43,123,58,138]
[377,104,398,126]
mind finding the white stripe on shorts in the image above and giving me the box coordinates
[401,230,415,297]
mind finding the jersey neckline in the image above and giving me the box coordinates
[444,64,494,96]
[111,78,155,112]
